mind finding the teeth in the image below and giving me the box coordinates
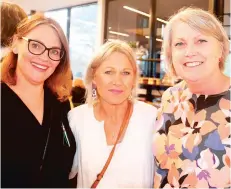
[185,62,202,67]
[31,63,48,70]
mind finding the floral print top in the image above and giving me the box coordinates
[153,80,231,188]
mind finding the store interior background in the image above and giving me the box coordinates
[5,0,231,106]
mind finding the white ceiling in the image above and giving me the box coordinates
[4,0,97,14]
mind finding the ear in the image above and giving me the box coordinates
[92,79,96,86]
[92,72,97,85]
[12,35,19,54]
[13,47,18,54]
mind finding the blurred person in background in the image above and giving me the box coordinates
[68,40,157,188]
[70,78,86,108]
[153,7,230,188]
[1,13,76,188]
[1,2,27,60]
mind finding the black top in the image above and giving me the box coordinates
[1,83,76,188]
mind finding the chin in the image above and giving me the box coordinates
[29,78,46,85]
[106,98,128,105]
[182,75,201,83]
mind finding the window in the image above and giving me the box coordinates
[69,3,98,79]
[45,9,68,37]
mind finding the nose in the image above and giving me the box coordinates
[39,49,49,61]
[112,73,123,86]
[185,43,198,57]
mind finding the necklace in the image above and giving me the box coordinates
[40,126,51,171]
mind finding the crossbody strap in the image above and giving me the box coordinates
[90,102,132,188]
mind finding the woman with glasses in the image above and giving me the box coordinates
[1,13,76,188]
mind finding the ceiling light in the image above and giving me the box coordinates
[157,18,168,24]
[145,36,163,42]
[109,31,129,37]
[156,38,163,42]
[123,6,150,17]
[123,6,168,24]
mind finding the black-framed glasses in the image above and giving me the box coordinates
[21,37,65,61]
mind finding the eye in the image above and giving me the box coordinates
[198,39,207,43]
[31,42,40,49]
[175,42,184,47]
[122,71,131,75]
[50,49,60,56]
[105,70,113,74]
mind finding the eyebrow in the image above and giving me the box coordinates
[175,34,204,41]
[31,38,61,49]
[104,67,133,71]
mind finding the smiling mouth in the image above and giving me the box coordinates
[109,89,123,94]
[184,61,203,67]
[31,62,49,70]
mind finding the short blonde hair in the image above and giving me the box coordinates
[84,40,139,105]
[1,13,72,101]
[162,7,230,77]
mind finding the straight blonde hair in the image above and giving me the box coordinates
[84,40,140,105]
[162,7,230,77]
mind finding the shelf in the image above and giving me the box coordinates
[137,58,161,62]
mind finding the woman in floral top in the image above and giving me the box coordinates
[153,7,230,188]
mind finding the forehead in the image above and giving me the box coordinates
[25,24,61,47]
[172,21,203,39]
[99,52,134,69]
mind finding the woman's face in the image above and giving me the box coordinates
[93,52,135,105]
[15,24,62,85]
[171,21,222,82]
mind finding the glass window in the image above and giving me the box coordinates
[45,9,68,37]
[69,3,98,79]
[105,0,210,78]
[223,0,230,76]
[105,0,151,77]
[156,0,210,78]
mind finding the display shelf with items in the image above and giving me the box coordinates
[137,76,174,107]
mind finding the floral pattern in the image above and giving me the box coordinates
[153,81,231,188]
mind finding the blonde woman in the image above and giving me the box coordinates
[68,40,157,188]
[1,14,76,187]
[153,7,230,188]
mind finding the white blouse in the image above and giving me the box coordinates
[68,101,157,188]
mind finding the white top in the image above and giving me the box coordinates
[68,101,157,188]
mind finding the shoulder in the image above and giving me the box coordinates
[161,80,187,102]
[68,103,89,117]
[68,104,90,135]
[134,100,157,121]
[1,82,11,94]
[68,104,90,124]
[134,100,157,113]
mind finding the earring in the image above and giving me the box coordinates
[92,83,99,106]
[128,93,133,102]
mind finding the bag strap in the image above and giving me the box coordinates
[90,102,132,188]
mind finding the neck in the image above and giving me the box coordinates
[186,72,230,95]
[96,100,129,122]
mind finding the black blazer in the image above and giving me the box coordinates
[1,83,76,188]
